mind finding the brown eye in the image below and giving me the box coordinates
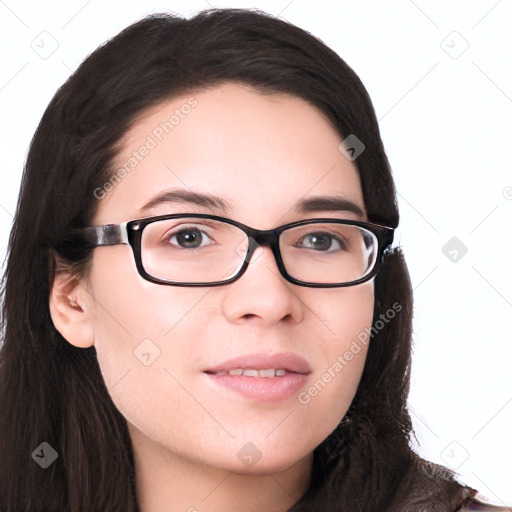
[169,228,211,249]
[295,232,346,251]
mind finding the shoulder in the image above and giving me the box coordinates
[458,496,512,511]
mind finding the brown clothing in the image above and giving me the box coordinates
[459,496,512,511]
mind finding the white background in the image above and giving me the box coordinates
[0,0,511,504]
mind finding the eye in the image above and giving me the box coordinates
[296,232,346,251]
[167,228,214,249]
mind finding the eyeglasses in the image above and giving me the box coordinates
[72,213,394,288]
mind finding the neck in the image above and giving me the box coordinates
[129,425,313,512]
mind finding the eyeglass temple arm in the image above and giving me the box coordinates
[382,226,398,255]
[80,222,129,247]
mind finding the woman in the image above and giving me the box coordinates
[0,8,508,512]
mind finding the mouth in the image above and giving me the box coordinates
[207,368,291,377]
[203,353,311,402]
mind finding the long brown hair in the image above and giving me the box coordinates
[0,8,476,511]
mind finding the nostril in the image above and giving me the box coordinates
[277,314,292,326]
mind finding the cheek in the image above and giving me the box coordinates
[313,281,375,364]
[320,281,375,333]
[296,282,374,429]
[84,247,207,389]
[85,248,220,450]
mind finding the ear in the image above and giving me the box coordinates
[49,272,95,348]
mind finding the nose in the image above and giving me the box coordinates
[221,243,304,326]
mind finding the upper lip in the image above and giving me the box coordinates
[204,352,312,375]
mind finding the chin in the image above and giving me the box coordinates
[221,446,313,477]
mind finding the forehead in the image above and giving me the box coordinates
[94,82,364,226]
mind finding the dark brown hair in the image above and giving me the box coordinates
[0,8,476,511]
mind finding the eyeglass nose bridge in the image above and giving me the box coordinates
[235,228,291,282]
[240,230,280,265]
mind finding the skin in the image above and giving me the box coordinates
[50,82,375,512]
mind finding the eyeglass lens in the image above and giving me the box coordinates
[140,217,378,285]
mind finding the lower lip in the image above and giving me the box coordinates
[204,372,308,402]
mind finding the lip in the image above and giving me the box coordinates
[203,352,311,403]
[204,352,312,375]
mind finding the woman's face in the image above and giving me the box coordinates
[75,82,374,475]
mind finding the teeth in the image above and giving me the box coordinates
[220,368,288,377]
[242,369,259,377]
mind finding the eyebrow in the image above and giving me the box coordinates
[137,189,365,218]
[294,195,365,218]
[138,189,234,215]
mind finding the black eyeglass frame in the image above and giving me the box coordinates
[74,213,395,288]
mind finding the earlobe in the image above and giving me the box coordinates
[49,272,95,348]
